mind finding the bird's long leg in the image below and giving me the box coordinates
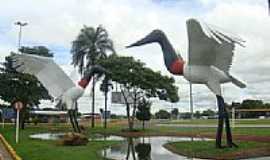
[224,108,238,148]
[73,102,81,133]
[216,95,224,148]
[68,110,76,132]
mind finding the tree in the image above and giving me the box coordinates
[202,109,216,117]
[0,47,53,129]
[155,109,170,119]
[136,98,151,130]
[231,99,266,118]
[99,54,179,131]
[179,112,192,119]
[241,99,264,109]
[19,46,54,57]
[194,111,201,119]
[171,108,179,119]
[71,25,115,128]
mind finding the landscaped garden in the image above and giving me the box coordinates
[1,120,270,160]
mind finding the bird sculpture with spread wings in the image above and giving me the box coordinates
[11,53,106,133]
[127,18,246,148]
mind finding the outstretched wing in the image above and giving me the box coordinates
[11,53,75,98]
[186,18,245,72]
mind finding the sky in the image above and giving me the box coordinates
[0,0,269,114]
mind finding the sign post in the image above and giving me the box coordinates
[232,107,235,128]
[14,101,23,143]
[0,109,3,128]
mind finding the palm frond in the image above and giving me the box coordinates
[71,24,115,75]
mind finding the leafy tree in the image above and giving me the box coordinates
[202,109,216,117]
[155,109,170,119]
[194,110,201,119]
[136,98,151,130]
[19,46,54,57]
[99,54,179,131]
[241,99,264,109]
[71,25,115,128]
[228,100,270,118]
[0,47,53,129]
[171,108,179,119]
[179,112,192,119]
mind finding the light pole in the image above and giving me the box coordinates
[14,21,28,52]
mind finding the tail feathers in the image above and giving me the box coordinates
[230,75,246,88]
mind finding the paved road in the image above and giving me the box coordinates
[0,139,13,160]
[156,124,270,128]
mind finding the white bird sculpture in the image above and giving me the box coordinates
[11,53,106,133]
[127,18,246,148]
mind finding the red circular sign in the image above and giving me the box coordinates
[14,101,23,110]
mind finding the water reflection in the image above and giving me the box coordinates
[102,136,206,160]
[29,133,65,140]
[29,133,269,160]
[135,141,151,160]
[125,137,152,160]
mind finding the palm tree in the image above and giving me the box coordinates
[71,25,115,128]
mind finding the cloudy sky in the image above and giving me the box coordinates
[0,0,269,114]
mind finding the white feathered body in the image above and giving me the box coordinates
[61,86,85,110]
[11,53,89,111]
[183,64,230,84]
[182,19,246,95]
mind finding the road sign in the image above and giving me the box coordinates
[14,101,23,110]
[2,108,15,119]
[13,101,23,143]
[111,92,133,104]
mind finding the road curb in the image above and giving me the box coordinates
[0,134,22,160]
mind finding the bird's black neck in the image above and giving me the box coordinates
[157,34,182,70]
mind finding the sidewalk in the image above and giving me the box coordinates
[0,139,13,160]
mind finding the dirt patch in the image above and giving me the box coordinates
[222,147,270,160]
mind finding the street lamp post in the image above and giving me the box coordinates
[14,21,28,52]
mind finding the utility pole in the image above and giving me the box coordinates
[268,0,270,15]
[189,82,194,120]
[14,21,28,52]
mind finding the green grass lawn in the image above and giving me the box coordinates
[1,121,270,160]
[0,125,119,160]
[164,140,270,159]
[153,126,270,136]
[162,119,270,125]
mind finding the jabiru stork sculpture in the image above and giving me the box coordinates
[11,53,106,133]
[127,18,246,148]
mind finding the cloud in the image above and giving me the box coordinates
[0,0,270,113]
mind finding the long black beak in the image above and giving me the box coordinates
[126,30,161,48]
[126,37,150,48]
[126,37,151,48]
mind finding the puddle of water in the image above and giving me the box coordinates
[91,135,125,141]
[30,133,125,141]
[29,133,270,160]
[102,136,207,160]
[29,133,65,140]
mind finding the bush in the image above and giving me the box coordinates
[58,132,88,146]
